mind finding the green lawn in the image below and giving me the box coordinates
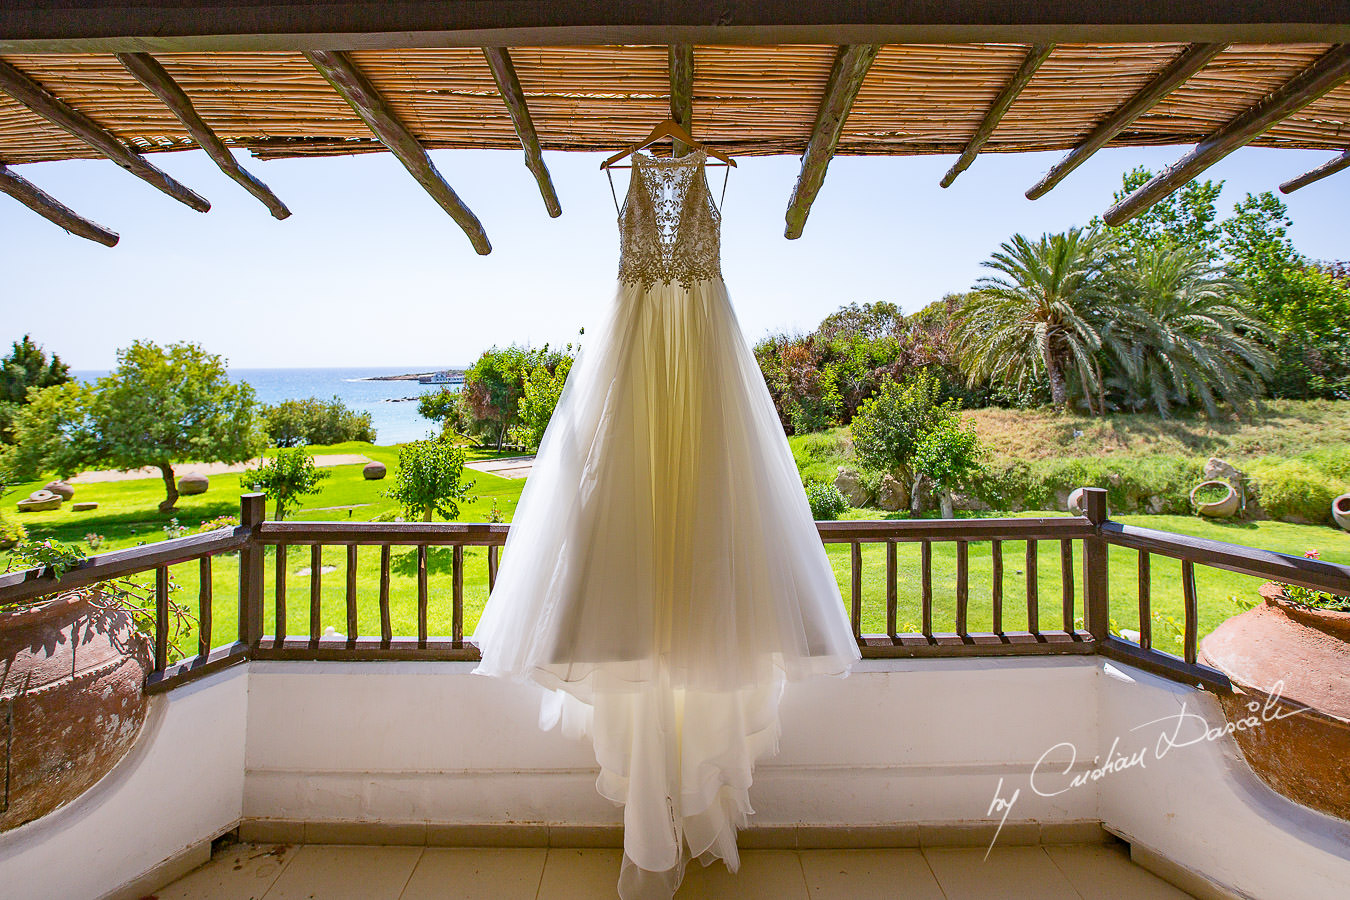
[6,441,1349,665]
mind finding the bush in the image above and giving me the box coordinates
[0,512,25,548]
[261,396,376,447]
[388,438,474,522]
[805,481,848,520]
[240,448,330,520]
[1249,460,1347,524]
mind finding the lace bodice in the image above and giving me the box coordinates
[616,150,722,289]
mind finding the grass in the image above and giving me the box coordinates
[5,437,1349,666]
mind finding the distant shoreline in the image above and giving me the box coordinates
[360,369,466,382]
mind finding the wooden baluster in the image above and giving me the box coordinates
[1182,559,1199,664]
[237,493,265,648]
[921,539,933,639]
[1137,551,1152,650]
[1060,539,1075,633]
[275,543,287,643]
[309,544,322,646]
[417,544,429,648]
[850,542,862,640]
[345,544,358,645]
[198,555,212,657]
[1081,488,1110,642]
[488,544,499,592]
[956,540,969,637]
[1026,540,1039,633]
[155,564,170,671]
[379,544,392,648]
[991,539,1004,634]
[885,540,897,638]
[453,545,465,645]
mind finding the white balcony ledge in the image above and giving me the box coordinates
[1,656,1347,900]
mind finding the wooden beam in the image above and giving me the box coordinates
[1026,43,1227,200]
[115,52,290,220]
[481,47,560,218]
[0,57,209,212]
[1280,148,1350,193]
[0,163,118,246]
[941,44,1055,188]
[304,49,491,254]
[668,43,695,158]
[784,44,880,240]
[1105,44,1350,225]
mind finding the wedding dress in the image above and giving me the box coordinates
[473,149,859,898]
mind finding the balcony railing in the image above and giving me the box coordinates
[4,488,1349,696]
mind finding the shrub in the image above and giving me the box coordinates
[805,481,848,520]
[240,448,330,520]
[1280,551,1350,612]
[388,438,474,522]
[851,371,953,482]
[0,512,25,548]
[261,396,376,447]
[1248,460,1346,524]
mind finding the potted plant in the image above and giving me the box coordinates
[1198,551,1350,821]
[1,540,193,831]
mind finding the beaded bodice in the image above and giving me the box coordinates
[616,150,722,289]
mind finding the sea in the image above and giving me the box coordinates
[71,367,462,445]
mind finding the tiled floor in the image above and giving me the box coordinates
[154,840,1196,899]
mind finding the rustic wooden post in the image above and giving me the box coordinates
[1082,487,1110,643]
[238,493,265,648]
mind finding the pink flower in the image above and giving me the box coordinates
[1304,549,1321,560]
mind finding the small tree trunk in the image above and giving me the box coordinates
[939,490,955,519]
[496,422,505,452]
[275,498,285,521]
[157,463,179,513]
[422,505,434,522]
[1046,355,1068,409]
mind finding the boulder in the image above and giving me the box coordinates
[875,473,908,511]
[833,467,870,507]
[1203,457,1245,485]
[177,472,209,495]
[363,461,387,481]
[72,502,98,512]
[43,480,74,501]
[17,490,61,513]
[1054,487,1073,512]
[1145,495,1167,515]
[953,491,993,512]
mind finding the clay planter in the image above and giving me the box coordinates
[0,589,151,831]
[1190,480,1240,518]
[1199,588,1350,821]
[1333,492,1350,533]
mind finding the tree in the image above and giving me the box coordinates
[0,335,71,443]
[1111,244,1271,416]
[911,414,984,518]
[418,388,468,437]
[518,351,574,448]
[388,438,474,522]
[260,396,376,447]
[462,346,531,450]
[851,371,949,485]
[1101,166,1223,258]
[955,228,1124,410]
[240,448,329,520]
[2,341,262,512]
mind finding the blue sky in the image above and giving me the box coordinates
[2,143,1346,369]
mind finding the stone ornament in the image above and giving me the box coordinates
[363,461,387,480]
[177,472,209,495]
[43,480,74,500]
[17,489,61,512]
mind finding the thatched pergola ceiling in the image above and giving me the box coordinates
[0,3,1346,250]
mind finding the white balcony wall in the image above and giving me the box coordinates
[0,667,248,900]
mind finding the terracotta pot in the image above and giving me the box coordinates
[1199,591,1350,821]
[1190,480,1240,518]
[0,589,151,831]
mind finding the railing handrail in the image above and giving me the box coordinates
[256,521,509,545]
[0,526,247,608]
[1103,521,1350,595]
[816,516,1093,542]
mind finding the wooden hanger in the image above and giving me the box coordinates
[600,118,736,169]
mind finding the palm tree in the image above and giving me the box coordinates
[955,228,1127,411]
[1111,244,1272,417]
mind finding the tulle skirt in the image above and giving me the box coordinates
[473,276,859,898]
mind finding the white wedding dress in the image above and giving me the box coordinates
[473,149,859,898]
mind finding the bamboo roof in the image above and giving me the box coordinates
[1,43,1347,165]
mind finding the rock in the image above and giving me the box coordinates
[1203,457,1244,485]
[363,461,387,481]
[875,474,908,511]
[72,501,98,511]
[1145,495,1167,515]
[17,490,61,512]
[43,480,74,500]
[953,491,992,512]
[1054,487,1073,512]
[833,467,870,507]
[177,472,209,495]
